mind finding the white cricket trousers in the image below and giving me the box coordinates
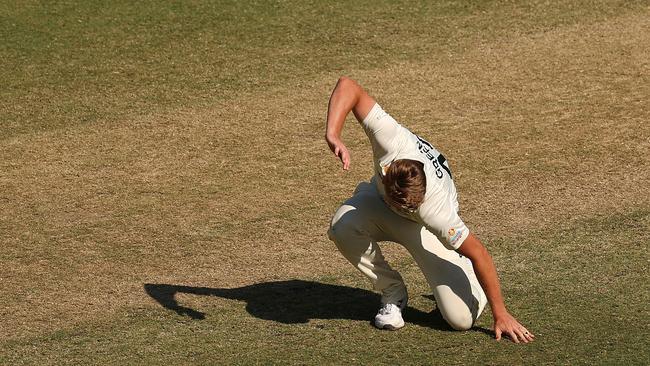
[328,181,487,330]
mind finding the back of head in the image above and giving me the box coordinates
[382,159,426,212]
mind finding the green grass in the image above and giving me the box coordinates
[3,0,647,138]
[1,0,649,365]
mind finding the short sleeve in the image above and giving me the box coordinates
[418,193,470,250]
[361,103,407,160]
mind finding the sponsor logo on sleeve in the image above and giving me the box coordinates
[448,228,463,246]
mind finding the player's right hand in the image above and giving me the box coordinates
[326,136,350,170]
[494,312,535,343]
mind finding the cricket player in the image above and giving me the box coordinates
[325,76,534,343]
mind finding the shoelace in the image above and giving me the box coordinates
[378,303,400,315]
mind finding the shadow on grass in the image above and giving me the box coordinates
[144,280,491,335]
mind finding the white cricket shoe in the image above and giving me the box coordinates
[374,299,407,330]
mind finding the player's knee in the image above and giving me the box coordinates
[327,205,360,243]
[327,218,354,243]
[441,309,474,331]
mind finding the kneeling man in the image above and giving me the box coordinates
[325,76,533,343]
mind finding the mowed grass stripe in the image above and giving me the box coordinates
[1,209,648,365]
[2,0,648,139]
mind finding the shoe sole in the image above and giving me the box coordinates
[375,322,405,331]
[379,324,403,331]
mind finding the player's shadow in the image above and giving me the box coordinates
[143,280,490,334]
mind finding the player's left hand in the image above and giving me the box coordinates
[494,312,534,343]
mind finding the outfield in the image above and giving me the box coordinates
[1,1,649,364]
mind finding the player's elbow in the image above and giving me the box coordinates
[337,76,361,92]
[337,75,355,85]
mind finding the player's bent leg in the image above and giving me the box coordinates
[327,181,407,305]
[427,252,486,330]
[327,181,408,330]
[388,224,487,330]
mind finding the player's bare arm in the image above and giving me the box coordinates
[457,233,535,343]
[325,76,376,170]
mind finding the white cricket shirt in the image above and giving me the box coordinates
[361,103,470,250]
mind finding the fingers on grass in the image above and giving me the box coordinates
[510,331,521,343]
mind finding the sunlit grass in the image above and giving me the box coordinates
[1,1,649,364]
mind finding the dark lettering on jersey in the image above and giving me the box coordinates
[416,136,452,179]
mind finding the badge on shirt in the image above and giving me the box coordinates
[449,228,463,246]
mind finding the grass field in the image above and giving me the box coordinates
[2,0,649,364]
